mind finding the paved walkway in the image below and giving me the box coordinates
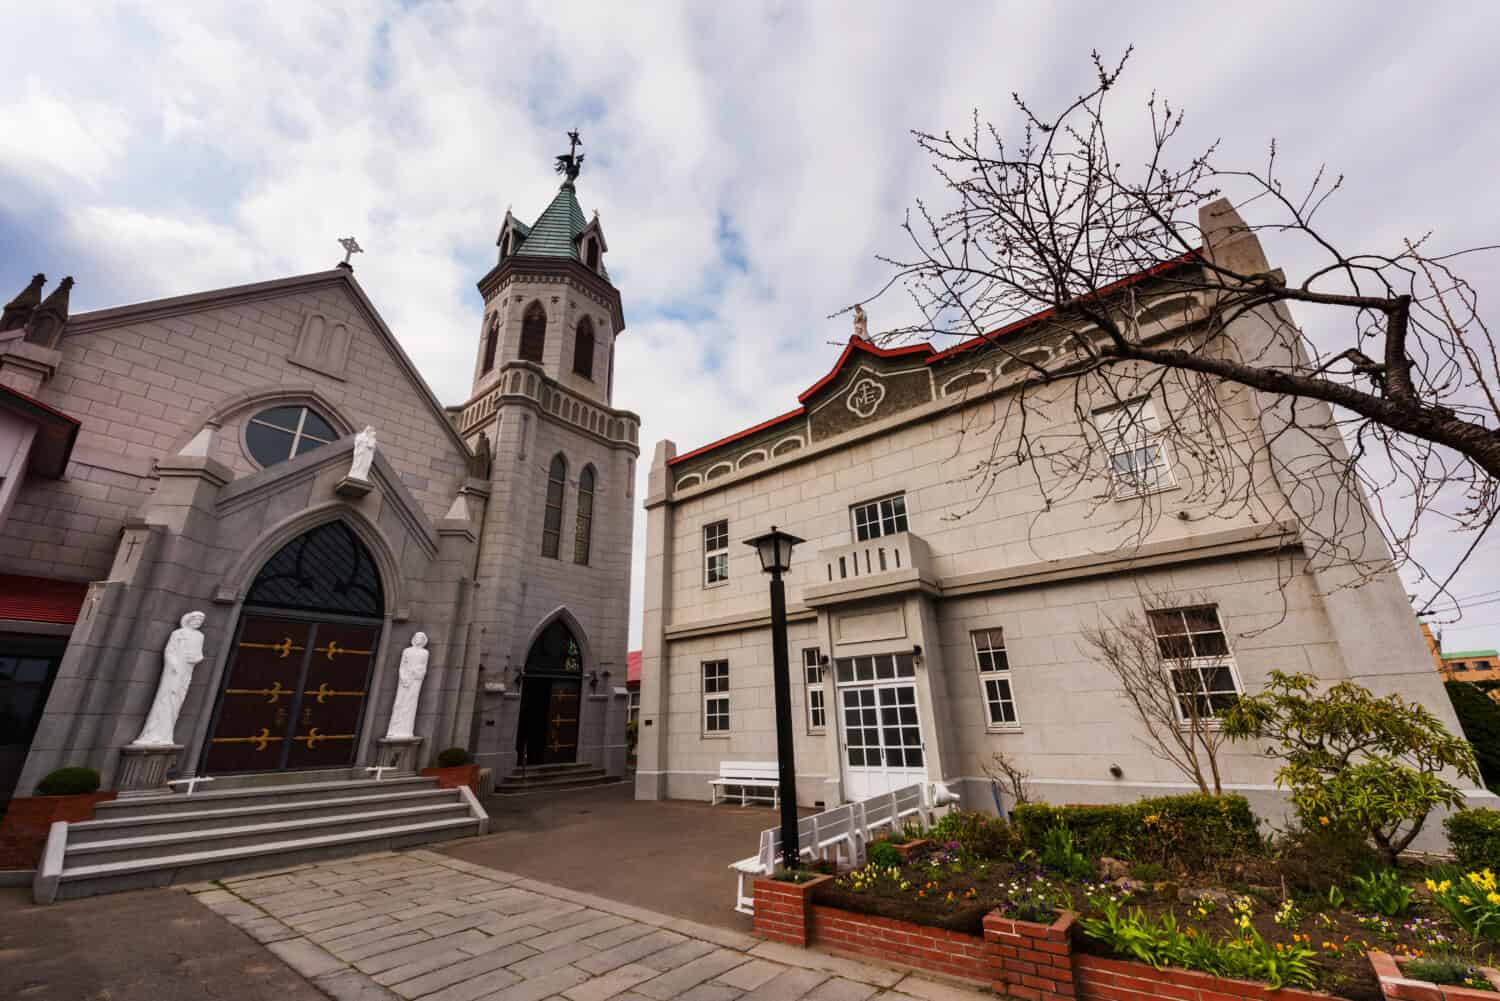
[449,782,784,930]
[190,849,989,1001]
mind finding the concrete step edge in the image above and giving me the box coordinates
[67,801,471,856]
[92,776,437,813]
[71,788,454,833]
[493,776,622,793]
[59,817,481,882]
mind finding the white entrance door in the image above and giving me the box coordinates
[835,653,928,801]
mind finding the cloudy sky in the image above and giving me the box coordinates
[4,2,1498,650]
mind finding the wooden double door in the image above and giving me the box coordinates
[203,614,380,773]
[515,676,581,765]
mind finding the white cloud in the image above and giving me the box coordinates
[3,1,1499,648]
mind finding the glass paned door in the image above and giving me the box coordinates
[838,680,926,801]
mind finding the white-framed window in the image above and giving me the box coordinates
[972,628,1018,727]
[702,660,730,733]
[803,647,826,732]
[628,689,640,726]
[704,520,729,586]
[1147,605,1242,721]
[1094,398,1174,495]
[851,493,908,542]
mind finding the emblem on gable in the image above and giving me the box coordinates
[845,377,886,419]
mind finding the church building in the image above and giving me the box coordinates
[633,200,1484,839]
[0,143,637,817]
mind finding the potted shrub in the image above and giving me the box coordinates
[421,747,480,793]
[0,767,116,868]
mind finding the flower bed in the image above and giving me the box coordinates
[1370,950,1500,1001]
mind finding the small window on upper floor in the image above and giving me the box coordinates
[851,494,908,542]
[500,231,511,260]
[574,465,595,565]
[520,301,547,364]
[704,520,729,586]
[585,238,600,271]
[542,453,567,559]
[1095,398,1174,496]
[246,405,338,468]
[573,317,595,379]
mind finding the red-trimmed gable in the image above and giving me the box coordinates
[0,573,89,625]
[795,337,933,404]
[627,649,641,686]
[667,252,1200,469]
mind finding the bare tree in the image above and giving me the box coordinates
[982,750,1033,807]
[1081,598,1230,795]
[866,49,1499,614]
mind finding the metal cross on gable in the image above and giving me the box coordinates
[338,236,364,264]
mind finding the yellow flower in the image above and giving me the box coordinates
[1487,892,1500,906]
[1439,880,1453,893]
[1460,895,1473,905]
[1427,879,1439,891]
[1143,814,1160,825]
[1318,816,1330,827]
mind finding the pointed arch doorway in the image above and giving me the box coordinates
[201,521,386,774]
[516,619,583,765]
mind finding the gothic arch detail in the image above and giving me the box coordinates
[519,301,547,363]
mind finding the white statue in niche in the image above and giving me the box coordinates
[131,611,207,747]
[349,426,377,481]
[384,632,429,740]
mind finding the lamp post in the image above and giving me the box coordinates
[745,525,805,870]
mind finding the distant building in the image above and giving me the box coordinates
[1420,619,1500,685]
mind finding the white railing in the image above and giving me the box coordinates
[729,782,959,914]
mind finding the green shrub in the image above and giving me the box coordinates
[1040,825,1093,879]
[1447,809,1500,870]
[1224,671,1479,865]
[1446,682,1500,790]
[928,810,1020,858]
[436,747,473,767]
[867,840,902,868]
[36,766,101,796]
[1349,868,1414,916]
[1012,794,1261,869]
[1130,861,1169,882]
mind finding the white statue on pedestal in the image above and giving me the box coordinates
[852,303,868,341]
[131,611,207,747]
[384,632,429,740]
[349,426,377,481]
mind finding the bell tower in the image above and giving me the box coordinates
[471,132,624,408]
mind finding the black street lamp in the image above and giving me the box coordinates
[745,525,805,870]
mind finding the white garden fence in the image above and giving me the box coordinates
[729,782,959,914]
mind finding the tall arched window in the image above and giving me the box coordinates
[585,238,600,271]
[500,231,510,259]
[519,301,547,363]
[481,314,499,374]
[574,465,595,565]
[573,317,595,379]
[542,453,567,558]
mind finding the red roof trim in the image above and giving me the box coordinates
[627,650,641,685]
[668,253,1200,469]
[0,384,81,429]
[924,251,1201,364]
[668,406,806,467]
[0,573,89,625]
[796,337,933,404]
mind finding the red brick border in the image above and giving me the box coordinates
[1370,950,1500,1001]
[752,874,835,946]
[753,885,1349,1001]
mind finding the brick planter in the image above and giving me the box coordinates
[420,764,480,793]
[0,792,117,869]
[752,874,835,946]
[1370,950,1500,1001]
[892,838,930,860]
[758,889,1345,1001]
[985,911,1077,1001]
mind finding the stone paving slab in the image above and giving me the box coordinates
[186,849,992,1001]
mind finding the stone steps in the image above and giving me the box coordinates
[34,776,488,903]
[493,763,619,795]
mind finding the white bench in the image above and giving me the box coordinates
[709,761,779,806]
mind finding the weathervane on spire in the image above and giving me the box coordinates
[555,129,584,183]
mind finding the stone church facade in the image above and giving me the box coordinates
[0,156,637,802]
[634,200,1487,837]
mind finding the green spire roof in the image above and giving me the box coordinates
[511,181,607,279]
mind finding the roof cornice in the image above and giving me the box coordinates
[475,257,626,334]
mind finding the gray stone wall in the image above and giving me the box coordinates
[4,273,471,584]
